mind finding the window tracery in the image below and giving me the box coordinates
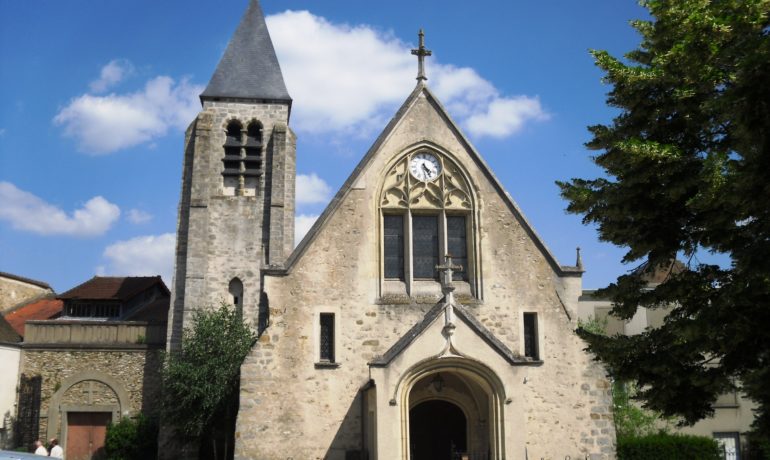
[380,148,476,297]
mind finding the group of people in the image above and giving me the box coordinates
[33,439,63,458]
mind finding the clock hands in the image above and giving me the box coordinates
[410,153,440,181]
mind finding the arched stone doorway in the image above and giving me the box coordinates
[409,399,467,460]
[402,361,503,460]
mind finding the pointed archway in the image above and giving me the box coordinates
[396,359,505,460]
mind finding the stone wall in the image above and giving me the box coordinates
[0,276,52,312]
[20,346,163,442]
[169,100,294,349]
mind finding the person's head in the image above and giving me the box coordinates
[34,440,43,448]
[49,438,58,446]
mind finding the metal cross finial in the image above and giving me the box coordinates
[436,254,463,296]
[411,29,432,81]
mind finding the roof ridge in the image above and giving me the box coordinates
[273,83,581,277]
[0,271,52,290]
[369,299,534,367]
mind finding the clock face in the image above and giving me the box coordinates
[409,152,442,182]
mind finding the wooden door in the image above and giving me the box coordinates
[66,412,112,460]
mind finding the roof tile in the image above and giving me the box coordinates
[3,298,62,337]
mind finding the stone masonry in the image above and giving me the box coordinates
[168,100,295,348]
[21,348,162,441]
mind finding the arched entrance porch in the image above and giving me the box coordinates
[398,358,506,460]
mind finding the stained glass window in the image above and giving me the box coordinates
[413,215,439,279]
[320,313,335,362]
[384,215,404,279]
[447,216,467,281]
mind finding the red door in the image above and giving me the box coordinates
[66,412,112,460]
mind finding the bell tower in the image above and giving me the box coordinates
[168,0,295,347]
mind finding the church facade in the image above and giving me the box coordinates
[168,1,616,459]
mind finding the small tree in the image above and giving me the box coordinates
[105,414,158,460]
[162,303,256,460]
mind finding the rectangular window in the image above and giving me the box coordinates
[713,432,740,460]
[320,313,335,363]
[412,215,439,279]
[446,215,468,281]
[523,313,539,360]
[383,215,405,279]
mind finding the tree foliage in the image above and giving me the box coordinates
[578,316,672,438]
[617,433,721,460]
[161,304,257,440]
[104,414,158,460]
[559,0,770,439]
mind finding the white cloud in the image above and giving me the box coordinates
[54,76,203,154]
[127,209,152,224]
[296,173,332,205]
[0,181,120,237]
[90,59,134,93]
[101,233,176,285]
[465,96,549,138]
[295,214,319,246]
[267,11,548,138]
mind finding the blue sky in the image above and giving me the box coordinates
[0,0,650,293]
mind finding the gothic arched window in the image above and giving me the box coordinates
[380,148,476,297]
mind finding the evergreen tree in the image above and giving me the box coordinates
[558,0,770,442]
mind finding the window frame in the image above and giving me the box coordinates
[381,209,474,296]
[378,146,479,299]
[221,118,264,196]
[522,312,541,361]
[314,308,341,369]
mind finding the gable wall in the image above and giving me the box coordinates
[234,92,614,459]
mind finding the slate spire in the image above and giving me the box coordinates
[200,0,291,103]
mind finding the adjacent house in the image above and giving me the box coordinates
[10,276,169,458]
[577,262,756,460]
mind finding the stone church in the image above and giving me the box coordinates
[168,1,615,459]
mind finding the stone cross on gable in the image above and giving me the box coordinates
[436,254,463,296]
[411,29,432,81]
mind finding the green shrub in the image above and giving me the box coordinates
[104,413,158,460]
[617,433,721,460]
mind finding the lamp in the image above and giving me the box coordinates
[431,373,444,392]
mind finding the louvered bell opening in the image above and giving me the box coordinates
[246,123,262,148]
[244,146,261,157]
[225,122,242,146]
[222,160,241,176]
[243,157,262,176]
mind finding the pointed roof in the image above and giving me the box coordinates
[200,0,291,103]
[369,301,535,367]
[271,82,582,277]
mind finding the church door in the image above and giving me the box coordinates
[66,412,111,460]
[409,400,467,460]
